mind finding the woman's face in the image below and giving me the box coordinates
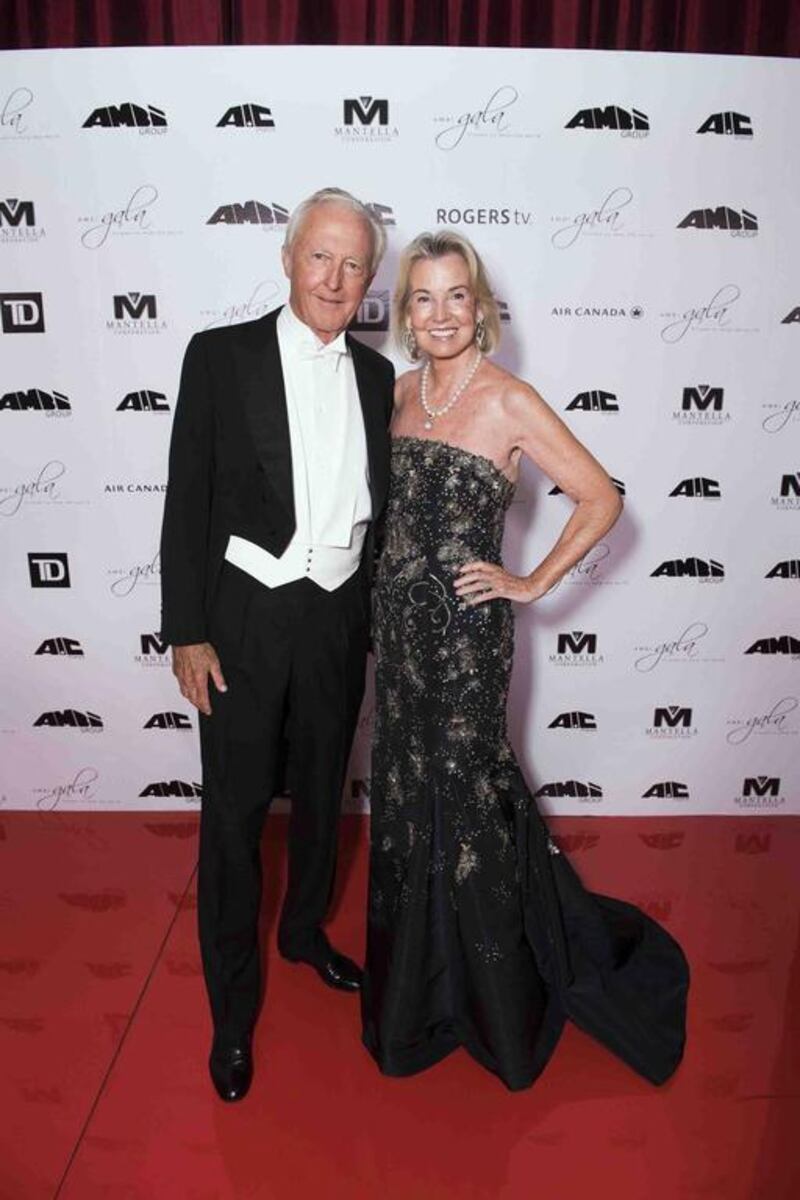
[405,252,480,361]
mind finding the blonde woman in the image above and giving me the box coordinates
[361,231,688,1091]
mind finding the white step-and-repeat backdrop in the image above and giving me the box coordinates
[1,46,798,815]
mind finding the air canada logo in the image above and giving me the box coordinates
[566,389,619,413]
[651,557,724,581]
[782,306,800,324]
[139,780,202,799]
[135,632,169,667]
[673,384,728,425]
[35,637,83,657]
[643,781,690,800]
[0,198,44,243]
[697,112,753,137]
[144,712,191,730]
[669,477,721,499]
[772,472,800,510]
[207,201,289,228]
[104,481,166,497]
[116,389,169,413]
[82,103,167,132]
[551,477,625,496]
[647,706,696,740]
[565,105,649,136]
[548,711,597,730]
[766,560,800,579]
[745,635,800,658]
[217,104,274,129]
[533,780,603,802]
[350,291,389,333]
[1,293,44,333]
[34,709,102,731]
[108,293,165,335]
[337,97,398,142]
[28,552,70,588]
[678,206,757,236]
[551,303,642,321]
[0,387,70,415]
[734,776,785,810]
[726,696,798,745]
[550,630,603,667]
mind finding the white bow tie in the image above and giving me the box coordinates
[299,337,347,366]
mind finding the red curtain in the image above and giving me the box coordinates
[3,0,800,54]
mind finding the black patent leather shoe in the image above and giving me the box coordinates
[209,1038,253,1102]
[312,949,363,993]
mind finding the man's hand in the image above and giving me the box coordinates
[172,642,227,716]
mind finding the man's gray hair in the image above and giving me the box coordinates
[284,187,387,276]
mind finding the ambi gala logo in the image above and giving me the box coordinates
[548,542,627,592]
[433,85,536,151]
[646,706,697,740]
[350,291,390,333]
[745,635,800,659]
[108,293,165,336]
[35,636,83,657]
[634,621,722,672]
[549,630,603,667]
[660,284,755,344]
[135,632,170,668]
[550,187,648,249]
[0,292,44,333]
[108,549,160,597]
[139,780,202,800]
[79,185,178,250]
[0,197,45,244]
[28,552,70,588]
[82,102,167,132]
[144,712,192,731]
[734,776,786,810]
[116,388,169,413]
[548,711,597,731]
[207,201,289,228]
[34,709,102,732]
[651,557,724,582]
[534,780,603,803]
[643,781,690,801]
[762,396,800,435]
[566,389,619,413]
[201,280,282,329]
[217,104,275,129]
[565,105,649,136]
[669,476,721,499]
[0,460,68,517]
[673,384,729,425]
[336,96,398,142]
[726,697,798,745]
[677,206,758,236]
[772,471,800,510]
[33,767,98,812]
[0,387,70,416]
[697,112,753,137]
[766,559,800,579]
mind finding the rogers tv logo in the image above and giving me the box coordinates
[82,102,167,132]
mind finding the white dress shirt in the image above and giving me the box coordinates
[225,304,371,591]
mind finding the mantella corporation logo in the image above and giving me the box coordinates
[336,97,398,142]
[549,630,604,666]
[673,384,729,425]
[0,197,45,244]
[107,293,166,335]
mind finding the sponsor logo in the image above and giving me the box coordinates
[772,471,800,510]
[82,103,167,132]
[548,711,597,730]
[734,832,770,854]
[116,388,169,412]
[566,389,619,412]
[646,706,697,740]
[762,397,800,434]
[697,112,753,137]
[642,781,690,800]
[744,635,800,658]
[549,630,604,666]
[365,202,396,226]
[135,632,170,668]
[200,279,282,329]
[0,292,44,333]
[79,184,178,250]
[639,832,685,850]
[550,187,650,249]
[0,387,70,416]
[551,303,643,320]
[103,481,166,496]
[0,461,70,517]
[734,776,785,810]
[634,621,722,672]
[565,105,649,136]
[32,767,98,811]
[108,293,166,336]
[0,197,45,244]
[726,697,798,745]
[207,201,289,228]
[28,552,70,588]
[669,476,721,499]
[217,103,274,129]
[34,709,102,731]
[766,559,800,579]
[0,86,57,141]
[435,206,532,227]
[673,384,729,425]
[660,283,756,343]
[547,542,627,592]
[139,780,202,799]
[108,549,160,597]
[782,306,800,324]
[651,557,724,581]
[35,637,83,657]
[143,712,192,730]
[336,96,398,142]
[350,290,389,333]
[434,85,537,151]
[533,780,603,802]
[677,206,757,235]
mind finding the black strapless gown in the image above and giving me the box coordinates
[361,436,689,1091]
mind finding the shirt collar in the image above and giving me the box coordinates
[278,302,350,364]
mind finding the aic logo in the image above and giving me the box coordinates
[217,104,274,129]
[669,477,721,499]
[0,197,44,243]
[135,632,169,667]
[639,832,685,850]
[0,292,44,333]
[643,781,690,800]
[533,780,603,802]
[673,384,728,425]
[677,206,758,235]
[207,201,289,227]
[548,711,597,730]
[35,637,83,657]
[116,389,169,412]
[109,293,165,335]
[144,712,192,730]
[651,557,724,581]
[82,103,167,130]
[34,709,102,730]
[772,471,800,510]
[697,112,753,137]
[782,306,800,324]
[337,97,398,141]
[28,552,70,588]
[0,388,70,415]
[365,202,396,226]
[766,560,800,579]
[745,635,800,657]
[647,706,696,739]
[735,776,785,810]
[139,780,202,799]
[350,290,389,333]
[565,105,649,135]
[566,389,618,413]
[550,630,603,666]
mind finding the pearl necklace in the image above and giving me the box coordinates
[419,351,483,430]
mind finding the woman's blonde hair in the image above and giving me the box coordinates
[393,229,502,360]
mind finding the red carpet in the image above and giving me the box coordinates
[1,812,797,1200]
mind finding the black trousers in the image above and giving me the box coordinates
[197,560,369,1045]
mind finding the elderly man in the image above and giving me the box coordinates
[160,188,393,1101]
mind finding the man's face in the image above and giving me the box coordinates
[282,202,374,343]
